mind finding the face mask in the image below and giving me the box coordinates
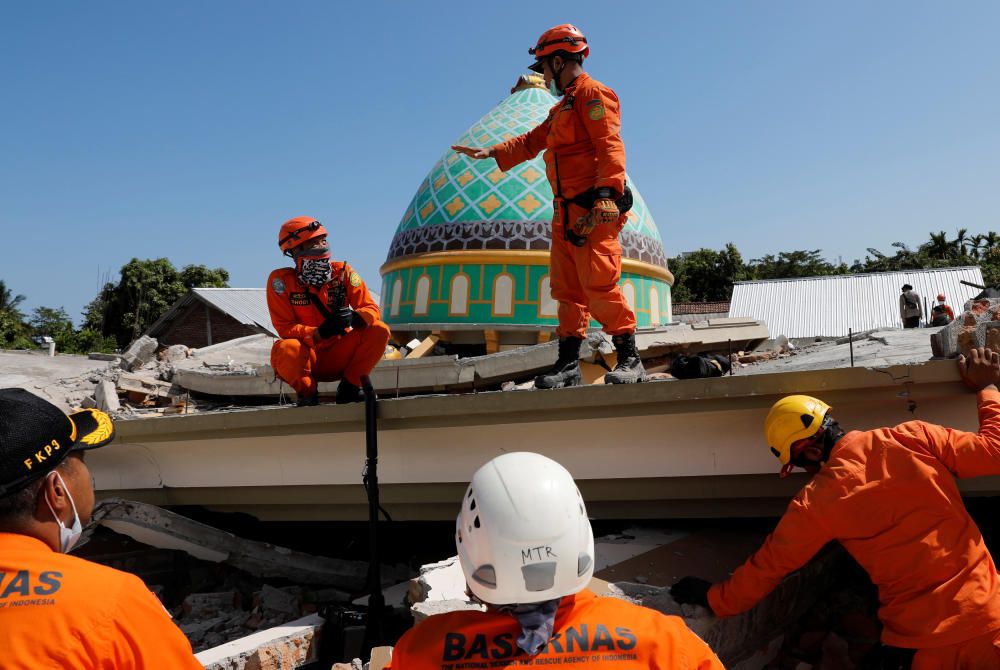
[297,257,333,287]
[44,471,83,553]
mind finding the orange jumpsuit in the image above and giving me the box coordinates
[491,73,636,339]
[267,261,390,396]
[0,532,203,669]
[385,588,723,669]
[709,389,1000,666]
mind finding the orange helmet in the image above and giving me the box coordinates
[528,24,589,73]
[278,216,327,256]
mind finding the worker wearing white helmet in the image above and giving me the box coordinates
[386,452,723,669]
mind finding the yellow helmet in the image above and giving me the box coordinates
[764,395,831,466]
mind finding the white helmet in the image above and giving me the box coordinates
[456,452,595,605]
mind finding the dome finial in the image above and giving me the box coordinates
[511,73,546,94]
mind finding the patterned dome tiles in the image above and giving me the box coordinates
[389,80,668,269]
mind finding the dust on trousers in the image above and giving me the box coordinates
[550,201,635,339]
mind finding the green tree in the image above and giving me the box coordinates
[28,306,75,352]
[0,280,30,348]
[669,243,747,302]
[82,259,229,347]
[748,250,848,280]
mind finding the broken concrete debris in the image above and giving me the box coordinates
[94,378,121,413]
[88,498,407,589]
[932,297,1000,358]
[122,334,159,371]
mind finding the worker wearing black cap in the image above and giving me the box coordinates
[0,388,203,669]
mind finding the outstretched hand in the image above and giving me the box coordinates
[958,347,1000,391]
[451,144,492,160]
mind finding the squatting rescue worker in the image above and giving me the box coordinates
[670,347,1000,669]
[452,24,646,388]
[386,452,724,669]
[0,388,203,669]
[267,216,391,405]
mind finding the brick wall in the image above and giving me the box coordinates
[161,303,258,348]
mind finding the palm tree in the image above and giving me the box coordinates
[979,232,1000,259]
[926,231,951,259]
[970,234,986,260]
[952,228,970,258]
[0,279,25,315]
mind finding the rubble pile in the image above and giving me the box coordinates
[931,297,1000,358]
[76,525,357,653]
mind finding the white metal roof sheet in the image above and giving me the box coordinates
[193,288,276,336]
[730,266,985,338]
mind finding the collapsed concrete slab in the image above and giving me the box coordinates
[165,321,768,399]
[195,613,322,670]
[88,499,407,589]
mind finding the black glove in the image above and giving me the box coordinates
[669,576,713,610]
[317,306,353,339]
[565,228,588,247]
[350,311,368,329]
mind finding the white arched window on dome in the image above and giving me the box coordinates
[449,273,470,316]
[622,281,636,313]
[414,275,431,316]
[648,286,660,326]
[391,278,402,317]
[493,273,514,317]
[538,275,558,317]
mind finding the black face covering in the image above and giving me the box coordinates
[789,417,845,472]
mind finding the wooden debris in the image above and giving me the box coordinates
[404,334,440,359]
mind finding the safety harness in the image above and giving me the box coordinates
[549,86,633,247]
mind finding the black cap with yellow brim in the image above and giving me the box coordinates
[0,388,116,498]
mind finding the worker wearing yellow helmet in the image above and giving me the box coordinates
[672,348,1000,668]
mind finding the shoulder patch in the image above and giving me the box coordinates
[271,278,285,295]
[349,271,362,287]
[588,104,605,121]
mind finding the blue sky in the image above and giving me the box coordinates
[2,2,998,323]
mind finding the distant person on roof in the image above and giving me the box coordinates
[452,24,646,388]
[899,284,922,328]
[929,293,955,326]
[671,347,1000,669]
[267,216,390,405]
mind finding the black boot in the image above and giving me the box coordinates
[535,337,583,389]
[296,392,319,407]
[605,333,647,384]
[335,378,364,404]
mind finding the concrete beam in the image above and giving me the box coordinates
[88,499,405,589]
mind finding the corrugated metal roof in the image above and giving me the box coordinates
[192,288,276,336]
[146,287,384,340]
[730,266,985,338]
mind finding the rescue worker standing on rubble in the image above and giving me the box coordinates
[386,451,724,669]
[452,24,645,388]
[267,216,390,405]
[0,388,204,669]
[671,347,1000,670]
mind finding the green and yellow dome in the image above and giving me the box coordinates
[380,75,673,340]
